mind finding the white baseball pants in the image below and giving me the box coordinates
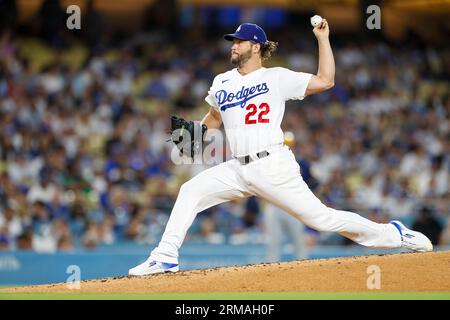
[150,145,401,264]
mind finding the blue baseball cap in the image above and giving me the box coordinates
[224,23,268,45]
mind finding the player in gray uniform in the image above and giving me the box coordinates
[264,132,311,262]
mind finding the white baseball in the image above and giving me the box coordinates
[310,15,323,27]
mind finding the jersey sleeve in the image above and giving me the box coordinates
[204,76,220,111]
[277,67,313,101]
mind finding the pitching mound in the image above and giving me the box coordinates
[3,251,450,293]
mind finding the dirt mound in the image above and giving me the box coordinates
[3,251,450,293]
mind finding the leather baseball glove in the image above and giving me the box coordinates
[170,116,207,158]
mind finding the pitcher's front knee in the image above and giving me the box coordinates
[178,180,195,199]
[178,178,208,200]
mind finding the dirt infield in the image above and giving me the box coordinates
[3,251,450,293]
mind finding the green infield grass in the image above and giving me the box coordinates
[1,291,449,300]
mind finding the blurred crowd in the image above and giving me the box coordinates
[0,1,449,253]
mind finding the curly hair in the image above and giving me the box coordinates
[260,41,278,61]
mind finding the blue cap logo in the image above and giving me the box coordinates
[224,23,267,45]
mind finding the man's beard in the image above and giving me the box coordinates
[230,49,252,67]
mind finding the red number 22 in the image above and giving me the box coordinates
[245,103,270,124]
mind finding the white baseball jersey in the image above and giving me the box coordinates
[205,67,312,157]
